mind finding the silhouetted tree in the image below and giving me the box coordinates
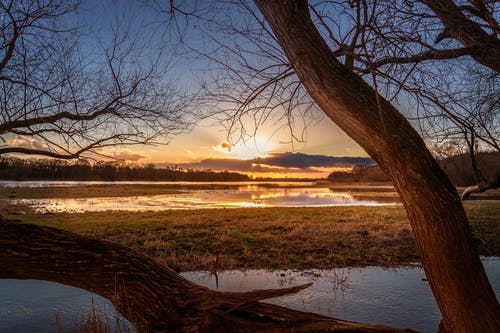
[0,157,250,181]
[0,0,192,159]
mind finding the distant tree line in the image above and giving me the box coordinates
[0,157,250,182]
[327,165,389,183]
[328,152,500,187]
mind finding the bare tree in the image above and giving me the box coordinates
[156,0,499,152]
[0,0,191,160]
[420,0,499,72]
[414,66,500,199]
[157,0,500,332]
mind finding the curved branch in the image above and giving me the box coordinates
[0,147,80,159]
[0,134,137,159]
[0,107,117,135]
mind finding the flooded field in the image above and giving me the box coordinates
[1,258,498,333]
[0,181,399,213]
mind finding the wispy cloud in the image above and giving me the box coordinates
[9,135,46,150]
[112,150,149,161]
[95,148,149,161]
[184,148,197,161]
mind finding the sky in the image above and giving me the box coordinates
[4,0,494,179]
[3,0,372,179]
[74,1,371,178]
[140,118,367,163]
[123,117,368,178]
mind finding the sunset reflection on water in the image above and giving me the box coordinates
[11,185,398,213]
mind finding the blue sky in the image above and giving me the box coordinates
[74,0,368,166]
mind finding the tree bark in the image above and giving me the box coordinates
[0,218,417,333]
[420,0,500,72]
[253,1,500,332]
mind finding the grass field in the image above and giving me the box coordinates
[5,201,498,272]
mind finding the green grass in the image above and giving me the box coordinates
[7,201,498,272]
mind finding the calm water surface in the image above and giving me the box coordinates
[0,258,498,333]
[0,181,398,212]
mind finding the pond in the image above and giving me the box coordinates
[1,258,498,333]
[0,181,399,212]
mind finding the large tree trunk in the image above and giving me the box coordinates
[253,1,500,332]
[0,218,417,333]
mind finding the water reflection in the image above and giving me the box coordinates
[12,187,398,213]
[182,258,500,333]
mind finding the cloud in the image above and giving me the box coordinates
[221,142,232,151]
[212,142,233,153]
[184,148,195,160]
[253,163,301,171]
[111,150,149,161]
[94,148,149,161]
[176,152,374,175]
[9,135,46,150]
[254,152,373,168]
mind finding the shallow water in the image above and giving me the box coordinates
[0,181,398,212]
[0,279,129,333]
[0,258,498,333]
[183,258,500,332]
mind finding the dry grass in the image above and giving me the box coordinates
[0,182,319,199]
[55,300,133,333]
[9,202,498,272]
[0,184,183,199]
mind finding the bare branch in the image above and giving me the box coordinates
[371,47,474,68]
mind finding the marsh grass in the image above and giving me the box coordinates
[8,202,498,271]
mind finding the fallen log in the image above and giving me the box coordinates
[461,175,500,200]
[0,217,418,332]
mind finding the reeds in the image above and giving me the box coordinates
[55,299,134,333]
